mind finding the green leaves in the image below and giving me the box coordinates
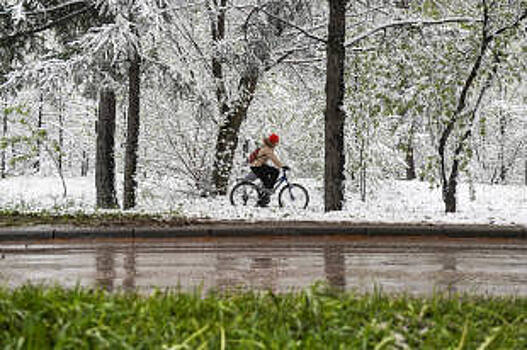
[3,105,28,117]
[422,0,442,18]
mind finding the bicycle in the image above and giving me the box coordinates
[229,167,309,209]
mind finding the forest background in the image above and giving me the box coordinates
[0,0,526,220]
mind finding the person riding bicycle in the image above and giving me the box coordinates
[249,133,289,207]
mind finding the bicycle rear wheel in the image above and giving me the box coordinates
[230,181,261,207]
[278,183,309,209]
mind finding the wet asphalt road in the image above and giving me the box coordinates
[1,235,526,296]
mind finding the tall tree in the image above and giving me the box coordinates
[324,0,347,211]
[438,1,527,212]
[123,3,141,210]
[96,87,118,208]
[1,1,157,208]
[0,0,118,203]
[34,93,43,173]
[123,48,141,209]
[209,0,262,195]
[0,0,48,177]
[210,1,315,195]
[0,107,6,178]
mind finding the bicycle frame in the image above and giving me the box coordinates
[241,168,290,194]
[231,168,308,208]
[271,170,289,193]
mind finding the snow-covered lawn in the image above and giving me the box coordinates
[0,175,526,227]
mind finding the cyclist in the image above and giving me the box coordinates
[249,133,288,207]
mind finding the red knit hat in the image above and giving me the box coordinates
[269,133,279,144]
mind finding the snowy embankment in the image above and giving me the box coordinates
[0,175,526,227]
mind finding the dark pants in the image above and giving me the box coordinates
[251,165,279,189]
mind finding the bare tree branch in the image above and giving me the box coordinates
[490,8,527,39]
[257,7,327,44]
[345,17,482,47]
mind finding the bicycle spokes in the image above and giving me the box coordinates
[278,183,309,209]
[230,181,260,207]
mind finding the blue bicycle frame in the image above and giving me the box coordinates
[271,169,289,193]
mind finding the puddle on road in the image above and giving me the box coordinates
[1,235,527,296]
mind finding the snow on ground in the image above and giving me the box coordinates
[0,174,526,227]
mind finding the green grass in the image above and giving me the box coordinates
[0,284,526,349]
[0,210,190,228]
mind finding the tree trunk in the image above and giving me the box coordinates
[81,150,88,176]
[437,4,526,212]
[210,0,232,195]
[324,0,347,212]
[209,0,295,194]
[96,88,118,209]
[212,72,258,194]
[405,145,416,180]
[498,112,507,183]
[405,135,416,180]
[34,93,43,173]
[359,139,366,202]
[123,51,141,209]
[58,99,63,173]
[404,122,416,180]
[438,9,490,213]
[1,109,6,179]
[443,168,458,213]
[209,0,260,195]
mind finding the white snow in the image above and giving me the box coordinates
[0,174,526,227]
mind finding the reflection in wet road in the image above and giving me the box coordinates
[1,235,527,296]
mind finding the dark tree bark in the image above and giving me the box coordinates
[81,150,88,176]
[210,0,260,195]
[359,139,366,201]
[123,50,141,209]
[324,0,347,212]
[405,125,416,180]
[438,4,489,213]
[212,71,259,195]
[96,88,118,209]
[34,93,43,173]
[210,0,234,195]
[498,113,507,183]
[1,109,6,179]
[405,146,416,180]
[58,98,63,173]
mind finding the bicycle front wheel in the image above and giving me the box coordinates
[278,183,309,209]
[230,181,261,207]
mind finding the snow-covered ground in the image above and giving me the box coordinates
[0,175,526,227]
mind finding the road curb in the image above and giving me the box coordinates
[0,221,526,241]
